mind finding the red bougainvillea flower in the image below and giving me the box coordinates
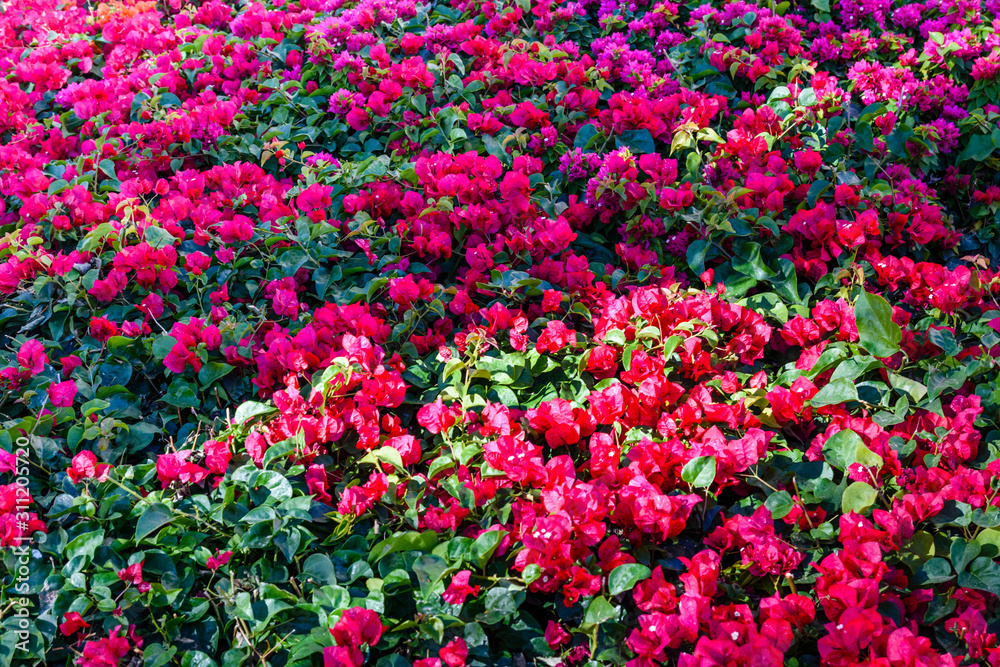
[88,316,118,342]
[442,570,480,605]
[59,612,90,637]
[6,0,1000,661]
[155,451,208,488]
[528,398,596,447]
[76,627,137,667]
[439,638,468,667]
[117,562,150,594]
[203,439,231,475]
[66,451,110,484]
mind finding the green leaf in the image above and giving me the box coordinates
[412,554,448,596]
[159,93,182,107]
[731,242,777,280]
[483,135,508,164]
[302,554,336,585]
[743,292,788,323]
[926,365,968,401]
[375,656,411,667]
[927,327,961,356]
[959,133,996,163]
[854,291,901,357]
[764,490,795,520]
[887,372,927,402]
[180,651,218,667]
[277,247,310,277]
[64,528,104,561]
[822,429,882,471]
[98,361,132,387]
[162,379,199,409]
[973,507,1000,528]
[810,378,858,407]
[924,595,957,624]
[603,329,627,346]
[854,122,874,152]
[136,503,173,541]
[608,563,652,596]
[830,355,884,382]
[951,538,982,573]
[574,124,599,151]
[916,557,954,585]
[152,335,177,361]
[369,530,439,562]
[233,401,276,425]
[976,528,1000,550]
[482,587,522,618]
[198,362,233,387]
[583,595,617,625]
[521,563,542,585]
[722,271,756,300]
[470,530,505,569]
[615,129,655,154]
[841,481,878,515]
[98,159,118,179]
[681,455,716,488]
[885,124,915,158]
[957,557,1000,596]
[144,645,178,667]
[373,445,405,471]
[686,239,710,275]
[806,179,831,207]
[145,226,177,249]
[767,86,790,103]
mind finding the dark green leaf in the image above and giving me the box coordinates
[915,558,954,585]
[951,538,982,573]
[136,503,173,542]
[957,557,1000,596]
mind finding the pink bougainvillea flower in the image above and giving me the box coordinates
[47,379,77,407]
[331,607,383,648]
[0,449,16,475]
[439,638,468,667]
[305,464,333,504]
[76,627,137,667]
[442,570,480,605]
[203,439,231,475]
[206,550,232,571]
[323,645,364,667]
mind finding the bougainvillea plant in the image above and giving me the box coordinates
[6,0,1000,664]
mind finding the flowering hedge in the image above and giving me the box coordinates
[6,0,1000,665]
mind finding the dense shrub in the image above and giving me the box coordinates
[4,0,1000,665]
